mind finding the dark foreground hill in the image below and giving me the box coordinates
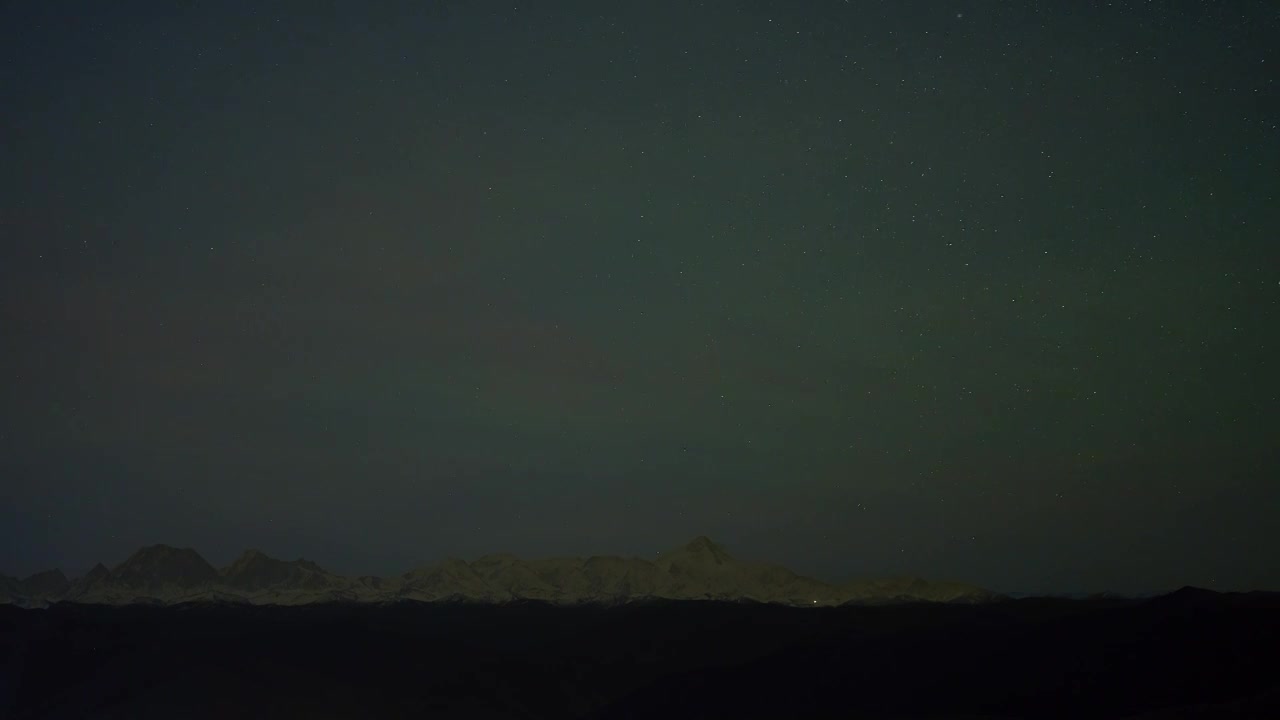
[2,589,1278,719]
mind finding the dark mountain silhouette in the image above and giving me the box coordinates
[18,570,68,597]
[1,538,1003,608]
[220,549,344,592]
[108,544,220,591]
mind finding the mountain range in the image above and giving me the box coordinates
[0,536,999,608]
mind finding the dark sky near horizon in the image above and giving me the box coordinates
[1,1,1276,595]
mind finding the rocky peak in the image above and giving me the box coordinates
[295,558,325,574]
[224,549,271,575]
[222,549,340,591]
[21,569,70,596]
[111,544,219,589]
[672,536,735,564]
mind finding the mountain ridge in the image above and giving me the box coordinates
[2,538,1001,608]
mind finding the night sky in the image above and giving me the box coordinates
[2,1,1277,595]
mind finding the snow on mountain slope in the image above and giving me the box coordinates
[400,557,504,602]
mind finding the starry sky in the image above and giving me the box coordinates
[2,1,1276,595]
